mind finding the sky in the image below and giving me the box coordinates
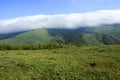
[0,0,120,33]
[0,0,120,20]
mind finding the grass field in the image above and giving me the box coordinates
[0,45,120,80]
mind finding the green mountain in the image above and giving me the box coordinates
[0,29,53,45]
[0,25,120,45]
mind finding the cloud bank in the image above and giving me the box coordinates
[0,10,120,33]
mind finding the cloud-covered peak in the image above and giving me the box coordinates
[0,10,120,33]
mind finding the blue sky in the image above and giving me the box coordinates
[0,0,120,20]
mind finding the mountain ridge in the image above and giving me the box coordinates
[0,24,120,45]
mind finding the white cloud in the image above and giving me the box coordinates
[0,10,120,33]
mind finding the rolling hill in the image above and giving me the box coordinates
[0,24,120,45]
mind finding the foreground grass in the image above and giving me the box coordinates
[0,45,120,80]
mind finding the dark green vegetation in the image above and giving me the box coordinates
[0,31,26,40]
[0,24,120,45]
[0,45,119,80]
[0,43,66,50]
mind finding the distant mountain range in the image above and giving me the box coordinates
[0,24,120,45]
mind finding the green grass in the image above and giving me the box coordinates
[0,28,53,45]
[0,45,120,80]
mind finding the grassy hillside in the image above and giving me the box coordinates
[0,45,119,80]
[0,26,120,45]
[82,26,120,45]
[0,29,54,45]
[47,26,120,45]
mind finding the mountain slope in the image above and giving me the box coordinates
[0,29,54,45]
[0,31,26,40]
[83,26,120,45]
[0,25,120,45]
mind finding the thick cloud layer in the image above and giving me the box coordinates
[0,10,120,33]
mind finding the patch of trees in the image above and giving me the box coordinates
[0,43,68,50]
